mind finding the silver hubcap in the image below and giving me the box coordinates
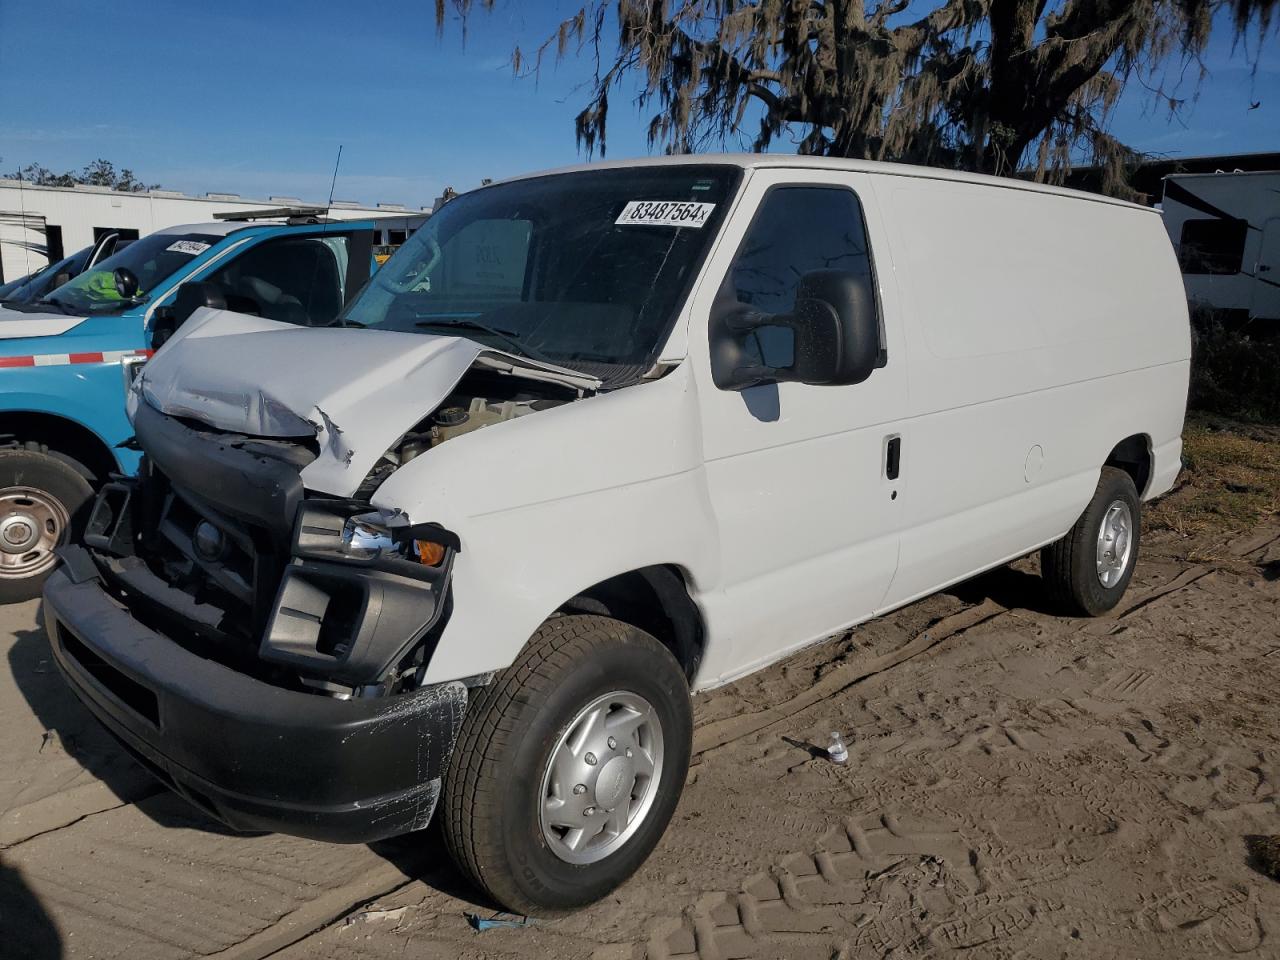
[0,487,69,580]
[539,690,663,865]
[1095,499,1134,589]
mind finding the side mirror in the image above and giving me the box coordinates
[710,269,881,391]
[113,267,140,300]
[152,281,228,347]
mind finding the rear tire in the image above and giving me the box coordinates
[0,447,94,604]
[441,614,692,915]
[1041,466,1140,616]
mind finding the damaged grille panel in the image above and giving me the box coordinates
[86,407,456,695]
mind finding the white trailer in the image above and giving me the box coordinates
[1160,170,1280,324]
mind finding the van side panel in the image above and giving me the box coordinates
[876,176,1189,609]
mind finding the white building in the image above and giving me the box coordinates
[0,180,431,285]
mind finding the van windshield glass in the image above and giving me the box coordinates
[46,232,220,315]
[342,166,740,375]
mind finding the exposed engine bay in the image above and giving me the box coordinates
[356,367,582,498]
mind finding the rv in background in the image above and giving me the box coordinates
[1160,170,1280,326]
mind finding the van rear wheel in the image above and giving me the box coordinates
[1041,466,1140,616]
[440,614,692,915]
[0,447,94,604]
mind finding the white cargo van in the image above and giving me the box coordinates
[44,155,1189,914]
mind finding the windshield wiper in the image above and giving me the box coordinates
[34,299,70,315]
[414,318,553,364]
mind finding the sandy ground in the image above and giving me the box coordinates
[1,522,1278,959]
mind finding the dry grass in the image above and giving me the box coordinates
[1146,415,1280,536]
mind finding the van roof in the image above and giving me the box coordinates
[493,153,1153,211]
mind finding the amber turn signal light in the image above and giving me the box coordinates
[414,539,446,566]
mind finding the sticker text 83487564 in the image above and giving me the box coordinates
[615,201,716,228]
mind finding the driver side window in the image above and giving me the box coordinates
[732,187,876,313]
[728,186,879,369]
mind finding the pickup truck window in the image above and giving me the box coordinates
[46,232,220,315]
[343,166,741,376]
[202,235,351,326]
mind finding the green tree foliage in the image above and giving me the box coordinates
[437,0,1277,194]
[6,158,160,192]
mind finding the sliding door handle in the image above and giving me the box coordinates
[885,435,901,481]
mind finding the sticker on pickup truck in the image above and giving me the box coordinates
[166,240,212,255]
[615,201,715,228]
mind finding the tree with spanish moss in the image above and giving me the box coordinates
[437,0,1276,195]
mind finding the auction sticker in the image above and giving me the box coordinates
[616,200,715,228]
[166,240,212,255]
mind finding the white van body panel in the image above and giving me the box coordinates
[875,176,1188,607]
[373,364,722,686]
[362,159,1189,691]
[139,308,599,497]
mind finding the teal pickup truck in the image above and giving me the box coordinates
[0,211,378,601]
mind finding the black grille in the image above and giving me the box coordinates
[141,471,289,638]
[125,402,318,637]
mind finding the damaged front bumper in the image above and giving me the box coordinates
[42,400,470,843]
[44,554,468,842]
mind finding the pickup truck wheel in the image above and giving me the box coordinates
[0,448,94,603]
[441,614,692,915]
[1041,466,1140,616]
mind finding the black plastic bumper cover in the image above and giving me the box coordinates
[43,565,468,843]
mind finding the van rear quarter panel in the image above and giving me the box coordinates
[875,175,1189,608]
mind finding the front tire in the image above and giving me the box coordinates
[0,447,94,603]
[441,614,692,914]
[1041,466,1140,616]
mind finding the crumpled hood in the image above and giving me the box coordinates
[137,307,598,497]
[0,306,88,340]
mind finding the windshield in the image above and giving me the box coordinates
[342,165,741,375]
[0,247,92,305]
[0,275,30,299]
[47,232,220,315]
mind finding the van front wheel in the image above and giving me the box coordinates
[440,614,692,915]
[1041,466,1141,616]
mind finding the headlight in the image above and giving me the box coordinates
[304,504,450,570]
[341,511,398,559]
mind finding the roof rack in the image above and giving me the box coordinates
[213,205,334,224]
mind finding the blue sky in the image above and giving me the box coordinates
[0,0,1275,209]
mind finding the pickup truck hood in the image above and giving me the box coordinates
[137,307,600,497]
[0,306,88,339]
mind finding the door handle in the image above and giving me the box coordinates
[885,436,901,481]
